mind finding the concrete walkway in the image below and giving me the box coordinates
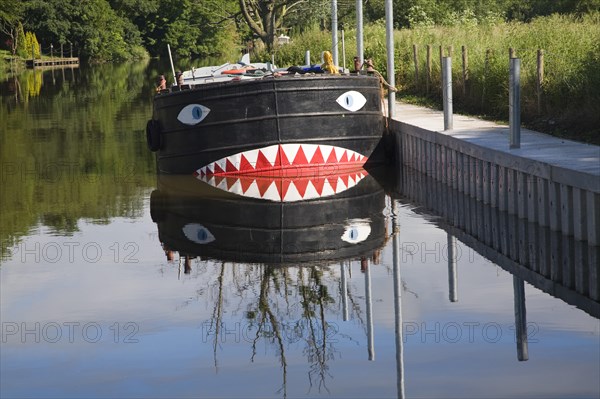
[392,102,600,191]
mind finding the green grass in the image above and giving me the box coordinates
[257,13,600,145]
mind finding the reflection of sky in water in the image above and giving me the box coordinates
[1,200,598,399]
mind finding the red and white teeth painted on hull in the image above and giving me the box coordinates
[198,169,368,202]
[194,143,368,179]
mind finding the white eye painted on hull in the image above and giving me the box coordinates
[341,218,371,244]
[177,104,211,125]
[336,91,367,112]
[182,223,215,244]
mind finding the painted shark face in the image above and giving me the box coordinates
[177,104,211,125]
[336,91,367,112]
[197,169,368,202]
[182,223,215,244]
[195,144,367,178]
[341,219,372,244]
[193,143,369,202]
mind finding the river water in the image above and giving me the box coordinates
[1,62,598,399]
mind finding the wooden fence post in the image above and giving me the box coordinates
[439,45,443,91]
[462,45,468,96]
[426,45,432,94]
[509,47,515,59]
[413,44,419,88]
[537,49,544,114]
[482,48,491,109]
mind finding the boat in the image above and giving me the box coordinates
[150,172,387,265]
[146,54,386,175]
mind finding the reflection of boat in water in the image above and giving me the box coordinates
[150,170,386,265]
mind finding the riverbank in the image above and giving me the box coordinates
[265,13,600,145]
[389,101,600,246]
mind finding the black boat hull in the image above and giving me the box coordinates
[150,174,386,265]
[150,74,385,174]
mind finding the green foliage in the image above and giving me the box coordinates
[2,0,597,63]
[0,61,156,259]
[259,13,599,143]
[392,13,600,143]
[21,31,40,58]
[14,22,26,57]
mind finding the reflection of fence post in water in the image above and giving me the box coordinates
[513,276,529,361]
[341,261,348,321]
[447,234,458,303]
[392,200,405,399]
[364,257,375,361]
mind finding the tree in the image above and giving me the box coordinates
[238,0,306,53]
[23,0,142,61]
[0,0,24,55]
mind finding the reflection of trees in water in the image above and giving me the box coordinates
[0,61,155,260]
[195,261,366,398]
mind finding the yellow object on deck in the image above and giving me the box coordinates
[321,51,339,74]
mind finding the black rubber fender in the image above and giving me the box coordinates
[149,189,164,223]
[146,119,162,152]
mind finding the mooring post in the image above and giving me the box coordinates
[341,29,346,71]
[513,276,529,361]
[392,200,405,399]
[447,234,458,302]
[509,57,521,149]
[341,262,348,321]
[385,0,395,117]
[356,0,364,64]
[331,0,338,66]
[364,257,375,361]
[442,56,453,130]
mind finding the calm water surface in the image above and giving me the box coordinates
[1,63,599,399]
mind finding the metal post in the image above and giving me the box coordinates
[331,0,339,66]
[385,0,395,118]
[392,200,405,399]
[509,57,521,149]
[365,258,374,361]
[167,44,177,84]
[513,276,529,361]
[356,0,364,64]
[447,234,458,302]
[341,262,348,321]
[341,29,346,72]
[305,50,310,66]
[442,56,453,130]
